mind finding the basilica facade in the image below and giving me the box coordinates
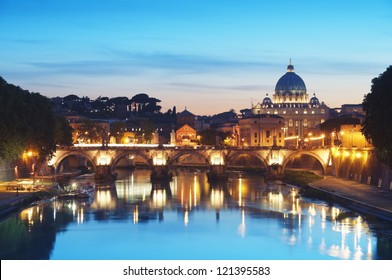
[239,61,331,147]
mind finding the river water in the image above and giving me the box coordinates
[1,169,392,260]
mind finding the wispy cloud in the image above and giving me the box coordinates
[169,82,270,92]
[26,51,277,77]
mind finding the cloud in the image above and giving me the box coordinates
[168,82,270,92]
[26,51,278,78]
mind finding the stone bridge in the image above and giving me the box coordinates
[48,144,335,178]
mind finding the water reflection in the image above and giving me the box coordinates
[1,169,392,260]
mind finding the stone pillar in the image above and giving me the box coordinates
[95,165,112,180]
[151,165,171,182]
[170,130,176,145]
[208,165,227,182]
[153,131,159,144]
[265,164,284,180]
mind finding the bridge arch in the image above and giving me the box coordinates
[111,150,153,173]
[167,150,210,167]
[225,150,268,169]
[282,151,327,174]
[53,151,97,174]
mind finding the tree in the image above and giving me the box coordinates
[110,121,126,143]
[198,129,229,146]
[130,93,162,115]
[54,116,73,146]
[0,77,57,162]
[362,66,392,168]
[320,116,361,146]
[137,119,156,143]
[76,120,106,144]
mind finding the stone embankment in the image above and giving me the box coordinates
[305,176,392,222]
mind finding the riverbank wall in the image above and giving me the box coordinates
[330,149,392,191]
[0,192,46,219]
[303,183,392,222]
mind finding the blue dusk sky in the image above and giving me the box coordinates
[1,0,391,115]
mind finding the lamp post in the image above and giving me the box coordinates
[331,131,336,147]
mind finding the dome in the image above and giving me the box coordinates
[309,93,320,106]
[273,61,309,104]
[275,63,306,94]
[262,94,272,105]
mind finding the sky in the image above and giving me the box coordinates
[1,0,392,115]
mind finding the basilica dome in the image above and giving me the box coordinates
[273,61,308,104]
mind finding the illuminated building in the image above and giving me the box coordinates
[176,124,197,145]
[238,114,285,147]
[249,61,331,145]
[339,124,372,148]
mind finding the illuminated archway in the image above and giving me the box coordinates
[225,151,268,170]
[167,150,210,168]
[282,151,326,174]
[111,151,153,173]
[54,151,96,174]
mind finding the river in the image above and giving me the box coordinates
[1,169,392,260]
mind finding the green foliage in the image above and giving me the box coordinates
[130,93,162,115]
[0,76,57,162]
[76,119,106,143]
[110,121,126,143]
[362,66,392,168]
[54,116,73,146]
[283,170,323,187]
[320,116,360,133]
[198,129,229,145]
[137,119,156,143]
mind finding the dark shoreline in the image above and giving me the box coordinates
[0,191,53,220]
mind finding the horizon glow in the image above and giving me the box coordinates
[1,0,392,115]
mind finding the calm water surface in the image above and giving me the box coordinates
[1,169,392,260]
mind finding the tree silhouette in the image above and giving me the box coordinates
[362,66,392,168]
[0,77,57,162]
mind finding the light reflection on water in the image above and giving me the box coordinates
[1,169,392,260]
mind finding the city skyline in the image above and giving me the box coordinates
[1,0,392,115]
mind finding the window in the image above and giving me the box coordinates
[295,121,299,127]
[289,119,293,127]
[303,119,308,127]
[254,132,257,138]
[321,119,325,124]
[321,109,325,114]
[266,130,270,138]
